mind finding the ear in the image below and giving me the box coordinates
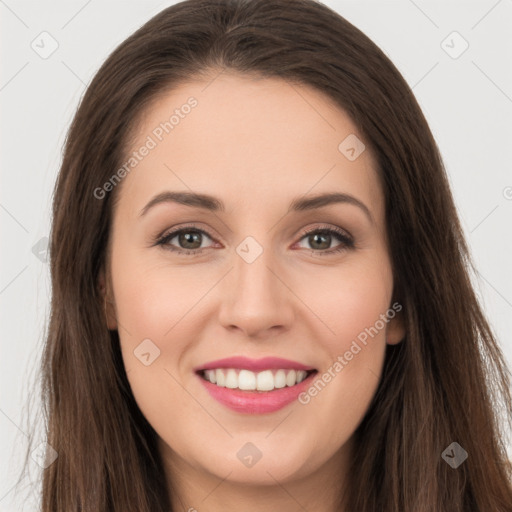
[98,267,118,331]
[386,303,406,346]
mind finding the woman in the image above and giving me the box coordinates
[20,0,512,510]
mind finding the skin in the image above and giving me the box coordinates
[99,71,405,512]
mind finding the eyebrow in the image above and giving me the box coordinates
[139,191,373,223]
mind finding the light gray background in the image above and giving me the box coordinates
[1,1,511,510]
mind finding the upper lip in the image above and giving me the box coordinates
[194,356,316,373]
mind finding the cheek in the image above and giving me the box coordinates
[296,256,392,433]
[110,244,213,394]
[306,255,393,351]
[110,252,208,431]
[112,249,206,339]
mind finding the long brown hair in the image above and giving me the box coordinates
[17,0,512,510]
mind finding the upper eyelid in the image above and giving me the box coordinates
[159,225,215,241]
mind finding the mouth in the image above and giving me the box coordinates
[195,367,319,414]
[196,368,318,392]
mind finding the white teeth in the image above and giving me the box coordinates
[274,369,287,388]
[205,369,216,384]
[216,369,226,387]
[239,369,256,390]
[225,369,238,389]
[202,368,312,391]
[286,369,297,386]
[256,370,274,391]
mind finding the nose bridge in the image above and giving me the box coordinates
[235,241,278,301]
[217,234,294,336]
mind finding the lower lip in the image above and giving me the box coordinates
[196,371,317,414]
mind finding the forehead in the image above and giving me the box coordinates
[116,72,383,223]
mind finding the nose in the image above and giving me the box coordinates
[217,243,295,339]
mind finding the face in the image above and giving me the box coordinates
[101,72,405,491]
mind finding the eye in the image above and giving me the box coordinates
[155,225,216,255]
[294,225,354,255]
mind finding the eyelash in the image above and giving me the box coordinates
[154,223,355,257]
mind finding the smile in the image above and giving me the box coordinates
[194,356,319,414]
[194,356,318,413]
